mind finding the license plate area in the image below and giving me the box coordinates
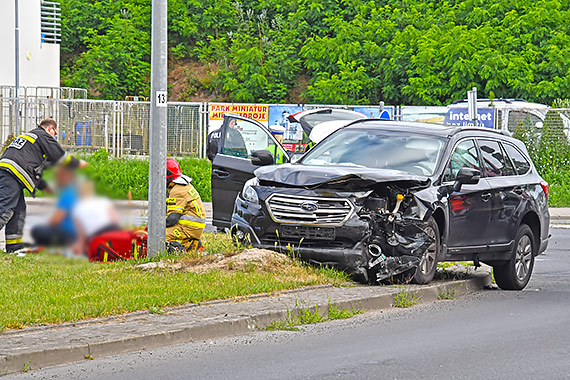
[281,225,336,240]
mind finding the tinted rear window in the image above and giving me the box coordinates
[503,143,531,175]
[478,139,516,177]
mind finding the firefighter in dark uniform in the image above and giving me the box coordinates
[0,118,86,252]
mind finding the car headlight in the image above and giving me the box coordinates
[242,177,259,204]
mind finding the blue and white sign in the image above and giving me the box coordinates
[444,108,495,129]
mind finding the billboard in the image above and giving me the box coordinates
[268,105,303,142]
[444,108,495,129]
[209,103,269,131]
[352,106,393,119]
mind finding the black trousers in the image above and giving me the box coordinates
[31,225,76,247]
[0,170,26,252]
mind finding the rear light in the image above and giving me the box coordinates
[540,181,549,199]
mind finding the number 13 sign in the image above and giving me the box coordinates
[155,91,167,107]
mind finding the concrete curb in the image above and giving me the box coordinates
[0,272,491,376]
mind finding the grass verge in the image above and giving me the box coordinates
[0,233,349,331]
[393,287,420,308]
[265,301,363,331]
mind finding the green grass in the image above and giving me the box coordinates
[265,301,363,331]
[0,233,349,331]
[438,287,457,300]
[37,149,212,201]
[393,288,420,308]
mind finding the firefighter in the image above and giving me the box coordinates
[165,158,205,251]
[265,124,286,164]
[0,118,86,252]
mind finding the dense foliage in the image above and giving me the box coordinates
[514,106,570,207]
[61,0,570,105]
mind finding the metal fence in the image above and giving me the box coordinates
[0,98,207,158]
[2,96,570,160]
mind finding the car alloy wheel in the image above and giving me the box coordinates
[419,226,437,275]
[515,235,533,282]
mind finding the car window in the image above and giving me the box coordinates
[503,143,531,175]
[301,129,445,176]
[507,111,543,132]
[443,139,480,182]
[222,118,285,161]
[478,139,516,177]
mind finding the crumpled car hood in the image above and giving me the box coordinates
[255,164,430,189]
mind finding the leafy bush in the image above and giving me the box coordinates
[82,150,212,201]
[513,109,570,207]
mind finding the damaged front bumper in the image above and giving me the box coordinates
[231,187,434,284]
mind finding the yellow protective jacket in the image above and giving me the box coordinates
[165,179,206,251]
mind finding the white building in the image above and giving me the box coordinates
[0,0,60,90]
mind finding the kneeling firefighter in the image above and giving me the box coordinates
[165,158,205,251]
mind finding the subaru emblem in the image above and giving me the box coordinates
[301,202,318,212]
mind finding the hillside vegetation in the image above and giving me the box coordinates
[61,0,570,105]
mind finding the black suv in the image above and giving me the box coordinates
[210,115,550,290]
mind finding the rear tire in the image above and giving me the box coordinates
[412,217,440,284]
[493,224,535,290]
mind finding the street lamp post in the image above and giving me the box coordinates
[147,0,168,256]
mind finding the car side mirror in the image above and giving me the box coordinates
[250,150,274,166]
[453,167,480,192]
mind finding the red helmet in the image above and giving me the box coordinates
[166,158,182,184]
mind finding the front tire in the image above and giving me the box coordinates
[493,224,535,290]
[412,217,440,284]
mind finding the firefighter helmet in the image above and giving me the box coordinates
[166,158,182,184]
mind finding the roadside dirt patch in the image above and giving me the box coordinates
[137,249,293,273]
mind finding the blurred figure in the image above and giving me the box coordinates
[72,181,120,256]
[0,118,86,252]
[266,125,286,163]
[165,158,205,252]
[31,166,78,247]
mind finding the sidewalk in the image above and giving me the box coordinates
[23,198,570,221]
[0,269,491,375]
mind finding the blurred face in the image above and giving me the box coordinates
[55,166,74,187]
[46,125,58,138]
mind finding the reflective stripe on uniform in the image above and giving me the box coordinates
[6,238,23,245]
[20,134,36,144]
[178,214,206,229]
[0,158,35,192]
[192,200,204,218]
[167,206,184,213]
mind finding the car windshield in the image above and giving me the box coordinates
[301,129,446,176]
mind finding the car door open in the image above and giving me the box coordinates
[211,114,289,229]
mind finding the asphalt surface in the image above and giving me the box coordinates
[6,229,570,380]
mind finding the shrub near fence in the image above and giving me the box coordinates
[83,149,212,202]
[513,109,570,207]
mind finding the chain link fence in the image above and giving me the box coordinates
[0,98,207,158]
[2,96,570,161]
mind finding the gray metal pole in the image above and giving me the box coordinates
[14,0,20,135]
[147,0,168,256]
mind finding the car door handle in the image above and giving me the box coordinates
[213,169,230,178]
[481,192,492,202]
[513,186,524,195]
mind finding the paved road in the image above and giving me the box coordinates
[7,229,570,380]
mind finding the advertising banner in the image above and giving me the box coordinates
[401,106,447,124]
[444,107,495,128]
[352,106,393,119]
[209,103,269,131]
[268,105,303,143]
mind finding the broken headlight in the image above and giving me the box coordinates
[242,177,259,205]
